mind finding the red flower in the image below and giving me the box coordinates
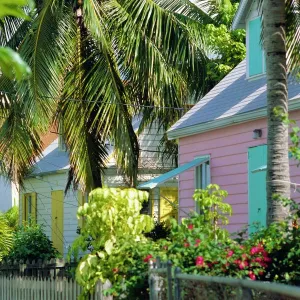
[258,262,268,268]
[112,268,119,274]
[188,224,194,230]
[242,253,248,260]
[195,239,201,246]
[250,247,259,255]
[184,242,190,248]
[263,256,272,263]
[258,270,264,276]
[254,257,263,263]
[249,271,256,280]
[196,256,205,267]
[143,254,153,263]
[238,261,249,270]
[227,250,234,257]
[262,250,269,257]
[234,259,241,265]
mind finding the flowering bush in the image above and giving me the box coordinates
[73,186,300,299]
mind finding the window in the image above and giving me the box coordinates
[248,17,265,77]
[195,158,210,213]
[22,193,37,224]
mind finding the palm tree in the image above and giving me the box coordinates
[0,0,208,191]
[263,0,300,223]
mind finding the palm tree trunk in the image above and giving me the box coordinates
[263,0,290,224]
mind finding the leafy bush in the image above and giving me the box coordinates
[6,224,59,261]
[2,206,19,230]
[74,185,300,299]
[72,188,154,298]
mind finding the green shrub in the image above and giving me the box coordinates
[73,185,300,299]
[2,206,19,230]
[6,224,59,261]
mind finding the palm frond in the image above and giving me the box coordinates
[286,0,300,75]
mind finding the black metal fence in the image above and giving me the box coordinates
[149,257,300,300]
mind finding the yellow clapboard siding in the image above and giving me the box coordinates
[51,190,64,254]
[159,187,178,222]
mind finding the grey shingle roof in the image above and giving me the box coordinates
[168,60,300,135]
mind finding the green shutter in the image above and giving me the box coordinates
[249,18,263,76]
[248,145,267,233]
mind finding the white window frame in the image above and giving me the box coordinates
[194,156,211,213]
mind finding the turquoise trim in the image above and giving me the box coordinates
[248,145,267,233]
[249,18,263,77]
[138,156,209,189]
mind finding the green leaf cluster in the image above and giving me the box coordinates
[5,223,59,261]
[0,0,32,80]
[72,188,155,297]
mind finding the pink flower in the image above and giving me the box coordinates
[234,259,241,265]
[259,262,268,268]
[196,256,205,267]
[250,247,260,255]
[254,257,263,263]
[263,256,272,263]
[262,250,269,257]
[242,253,248,260]
[227,250,234,257]
[259,270,264,276]
[249,271,256,280]
[143,254,153,263]
[238,261,249,270]
[184,242,190,248]
[195,239,201,246]
[188,224,194,230]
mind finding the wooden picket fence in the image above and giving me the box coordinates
[0,276,112,299]
[0,259,112,299]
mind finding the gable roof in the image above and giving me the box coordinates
[29,116,143,176]
[232,0,253,29]
[168,60,300,140]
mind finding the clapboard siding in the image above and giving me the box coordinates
[20,172,79,256]
[179,110,300,231]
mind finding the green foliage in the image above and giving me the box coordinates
[202,2,246,90]
[0,214,13,260]
[5,224,59,261]
[73,188,154,298]
[1,206,19,230]
[74,186,300,298]
[192,184,232,240]
[0,0,32,80]
[0,0,207,190]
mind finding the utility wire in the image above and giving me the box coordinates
[0,90,191,111]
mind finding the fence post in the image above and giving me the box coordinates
[167,261,172,300]
[241,287,253,300]
[174,267,181,300]
[149,259,154,300]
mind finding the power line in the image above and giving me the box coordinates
[0,90,190,111]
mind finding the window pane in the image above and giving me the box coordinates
[249,18,263,76]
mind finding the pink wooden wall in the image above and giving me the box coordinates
[178,110,300,233]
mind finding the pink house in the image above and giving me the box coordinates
[140,0,300,233]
